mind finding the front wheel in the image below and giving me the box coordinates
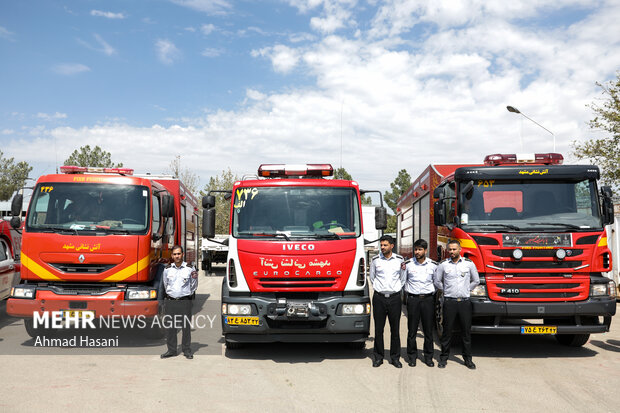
[555,334,590,347]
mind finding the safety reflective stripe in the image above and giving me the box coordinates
[21,252,61,281]
[102,255,151,282]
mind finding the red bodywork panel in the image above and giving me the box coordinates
[237,239,357,292]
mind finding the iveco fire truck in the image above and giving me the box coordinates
[397,153,616,346]
[202,164,387,348]
[7,166,199,337]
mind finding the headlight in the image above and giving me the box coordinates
[512,249,523,260]
[11,287,36,299]
[470,285,487,297]
[126,289,157,300]
[591,282,616,297]
[342,304,369,315]
[555,249,567,260]
[227,304,251,315]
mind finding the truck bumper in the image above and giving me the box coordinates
[222,294,370,343]
[470,297,616,334]
[7,292,159,318]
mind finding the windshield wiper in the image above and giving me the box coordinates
[464,223,521,231]
[40,226,78,235]
[525,222,583,230]
[315,232,342,240]
[238,231,291,241]
[97,227,131,234]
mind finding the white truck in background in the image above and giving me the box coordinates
[201,234,229,273]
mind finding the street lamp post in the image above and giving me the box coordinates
[506,106,556,152]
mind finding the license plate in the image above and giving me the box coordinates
[225,316,259,326]
[520,325,557,334]
[62,310,95,319]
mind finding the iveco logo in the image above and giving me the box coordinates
[282,244,315,251]
[78,254,85,263]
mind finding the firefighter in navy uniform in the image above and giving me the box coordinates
[369,235,406,368]
[434,239,479,369]
[404,239,437,367]
[161,245,198,360]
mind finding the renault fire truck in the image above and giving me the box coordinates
[202,164,387,348]
[7,166,199,337]
[397,153,616,346]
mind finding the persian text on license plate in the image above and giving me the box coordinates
[225,316,259,326]
[520,325,557,334]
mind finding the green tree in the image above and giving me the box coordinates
[572,72,620,190]
[333,167,372,205]
[384,169,412,232]
[64,145,123,168]
[200,168,239,235]
[0,150,33,201]
[168,155,200,197]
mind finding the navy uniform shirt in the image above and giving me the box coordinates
[369,252,405,294]
[163,261,198,298]
[433,257,479,299]
[404,257,437,295]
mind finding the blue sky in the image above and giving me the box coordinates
[1,0,619,193]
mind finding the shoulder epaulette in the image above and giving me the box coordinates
[394,254,403,260]
[372,255,380,261]
[404,258,412,264]
[441,258,450,263]
[430,260,438,265]
[165,263,172,269]
[463,257,473,262]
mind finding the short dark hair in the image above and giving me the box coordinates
[447,239,460,247]
[379,235,395,245]
[171,245,184,253]
[413,239,428,249]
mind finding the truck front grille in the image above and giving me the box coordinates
[49,263,116,274]
[492,261,582,270]
[258,277,337,289]
[487,279,588,302]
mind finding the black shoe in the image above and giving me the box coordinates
[184,352,193,359]
[407,357,416,367]
[464,360,476,370]
[372,359,383,368]
[438,362,446,368]
[389,359,403,368]
[160,351,176,359]
[424,359,435,367]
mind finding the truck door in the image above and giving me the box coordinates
[0,238,16,300]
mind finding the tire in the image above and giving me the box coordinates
[24,319,41,338]
[555,334,590,347]
[143,302,166,339]
[225,339,243,349]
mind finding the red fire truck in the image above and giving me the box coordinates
[397,153,616,346]
[7,166,199,337]
[202,164,387,348]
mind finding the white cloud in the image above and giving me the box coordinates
[201,47,223,57]
[155,39,181,64]
[170,0,232,15]
[252,45,301,73]
[52,63,91,75]
[78,34,117,56]
[288,0,358,34]
[36,112,68,121]
[201,23,216,35]
[246,89,267,101]
[0,25,15,41]
[1,129,14,135]
[90,10,127,19]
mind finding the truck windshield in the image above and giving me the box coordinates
[26,183,150,234]
[232,186,361,239]
[459,179,602,231]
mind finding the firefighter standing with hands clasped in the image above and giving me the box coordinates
[161,245,198,360]
[434,239,479,369]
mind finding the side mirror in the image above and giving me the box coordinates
[161,195,174,218]
[433,186,443,199]
[11,194,23,216]
[434,200,446,226]
[461,180,474,200]
[10,216,21,229]
[375,206,387,230]
[202,208,215,238]
[202,195,215,209]
[601,186,615,225]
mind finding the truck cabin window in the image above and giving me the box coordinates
[27,183,150,234]
[459,180,602,230]
[232,187,361,239]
